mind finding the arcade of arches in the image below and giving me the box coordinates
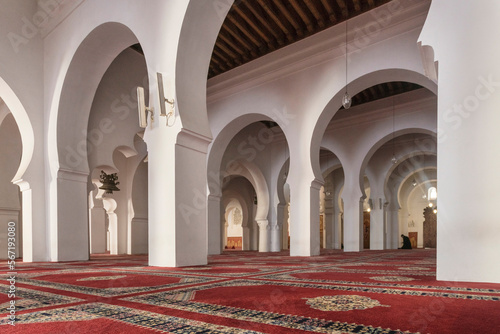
[0,0,499,284]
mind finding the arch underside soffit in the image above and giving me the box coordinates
[55,22,140,173]
[0,79,34,183]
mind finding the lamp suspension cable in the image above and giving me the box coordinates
[330,161,335,197]
[342,18,352,110]
[421,151,427,198]
[325,151,332,196]
[391,96,397,164]
[411,134,417,187]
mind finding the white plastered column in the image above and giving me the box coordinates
[287,127,323,256]
[257,219,270,252]
[333,176,344,250]
[365,153,387,250]
[385,197,400,249]
[383,176,400,250]
[281,203,289,249]
[207,194,222,255]
[420,1,500,283]
[342,188,364,252]
[323,179,335,249]
[55,170,90,261]
[89,188,106,254]
[276,203,286,251]
[268,176,281,252]
[340,164,364,252]
[102,197,118,255]
[369,189,386,250]
[145,124,210,267]
[324,204,335,249]
[288,176,322,256]
[269,223,281,252]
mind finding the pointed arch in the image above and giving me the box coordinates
[311,69,437,183]
[0,78,34,183]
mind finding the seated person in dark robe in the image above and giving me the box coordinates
[400,234,412,249]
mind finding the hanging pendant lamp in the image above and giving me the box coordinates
[99,170,120,194]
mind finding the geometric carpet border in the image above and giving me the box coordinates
[302,266,435,277]
[124,282,417,334]
[0,286,83,312]
[13,274,216,297]
[258,271,500,295]
[0,302,264,333]
[131,278,500,302]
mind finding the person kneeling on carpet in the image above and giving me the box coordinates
[399,234,412,249]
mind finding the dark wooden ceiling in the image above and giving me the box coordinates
[347,81,422,109]
[131,1,424,111]
[208,0,392,78]
[207,0,425,110]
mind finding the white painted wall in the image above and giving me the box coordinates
[0,113,22,259]
[131,156,148,254]
[420,1,500,283]
[0,0,45,262]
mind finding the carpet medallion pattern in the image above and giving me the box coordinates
[1,250,500,333]
[304,295,390,312]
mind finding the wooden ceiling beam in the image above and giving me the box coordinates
[336,0,349,18]
[353,0,362,12]
[209,56,225,72]
[216,36,247,66]
[243,2,286,46]
[271,0,303,38]
[233,5,275,49]
[212,47,235,69]
[289,0,316,33]
[376,83,386,97]
[387,82,395,95]
[209,59,225,77]
[319,0,338,24]
[304,0,327,28]
[361,89,371,102]
[210,49,232,72]
[221,22,259,58]
[226,14,264,51]
[218,29,250,60]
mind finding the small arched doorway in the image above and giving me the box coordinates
[224,201,244,250]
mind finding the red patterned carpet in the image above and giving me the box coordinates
[1,249,500,333]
